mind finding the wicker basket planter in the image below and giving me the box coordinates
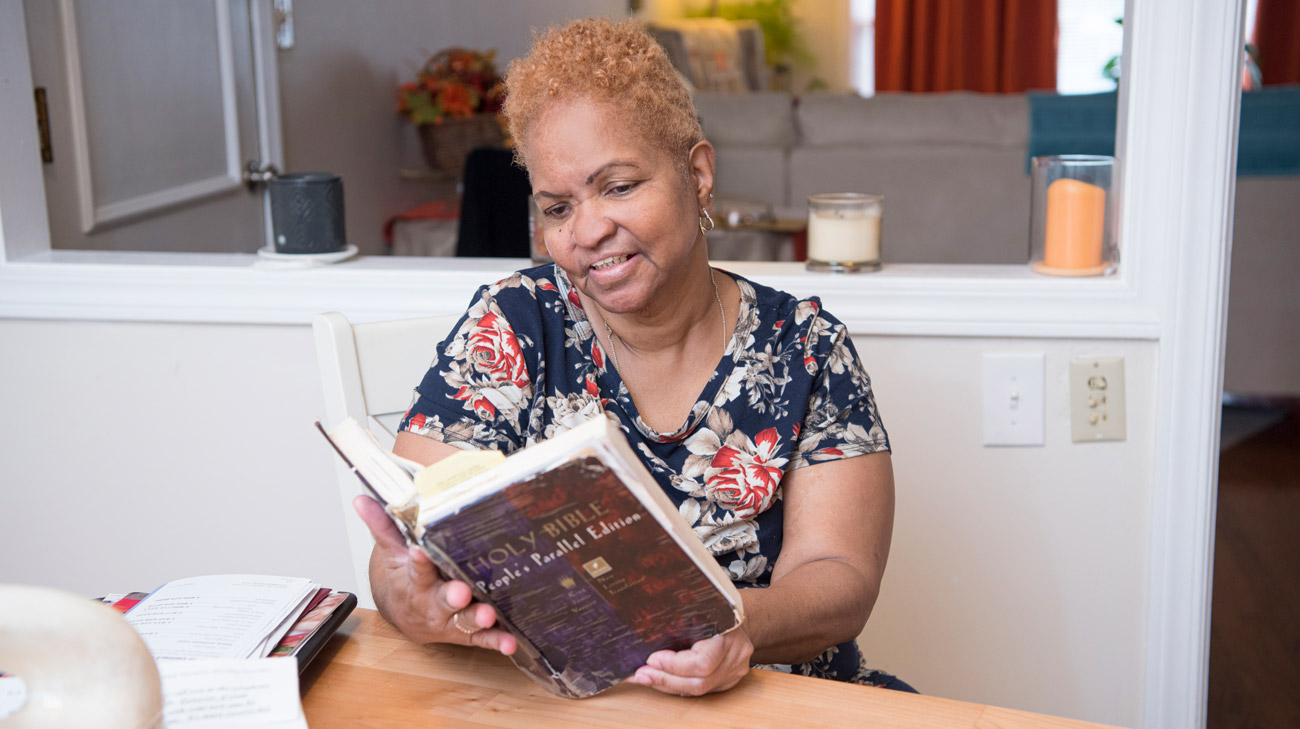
[418,114,505,179]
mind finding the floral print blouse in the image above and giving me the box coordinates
[399,264,895,685]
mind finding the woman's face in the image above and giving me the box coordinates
[526,98,711,316]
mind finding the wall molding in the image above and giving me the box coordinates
[1122,1,1242,727]
[0,255,1161,340]
[56,0,243,233]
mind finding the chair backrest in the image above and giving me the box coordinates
[312,312,460,609]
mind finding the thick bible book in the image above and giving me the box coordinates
[317,415,744,699]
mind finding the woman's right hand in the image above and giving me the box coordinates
[353,494,518,655]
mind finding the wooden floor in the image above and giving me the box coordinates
[1208,400,1300,728]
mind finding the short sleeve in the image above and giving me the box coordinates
[397,276,542,454]
[788,306,890,470]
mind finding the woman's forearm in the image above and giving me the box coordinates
[741,558,880,665]
[741,452,894,665]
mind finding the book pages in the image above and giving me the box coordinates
[158,658,306,728]
[126,576,318,661]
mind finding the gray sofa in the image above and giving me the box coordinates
[697,91,1034,264]
[696,90,1300,394]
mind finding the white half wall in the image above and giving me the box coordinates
[0,317,1152,727]
[0,318,353,596]
[858,335,1154,727]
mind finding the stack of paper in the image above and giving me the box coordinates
[116,575,335,729]
[124,575,319,661]
[157,658,308,729]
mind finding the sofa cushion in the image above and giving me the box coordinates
[695,92,798,148]
[1224,176,1300,392]
[789,144,1030,264]
[798,92,1028,149]
[711,147,788,208]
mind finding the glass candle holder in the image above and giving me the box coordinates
[806,193,883,273]
[1029,155,1117,276]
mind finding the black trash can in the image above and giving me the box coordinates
[269,173,347,254]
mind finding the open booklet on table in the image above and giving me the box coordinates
[319,414,744,699]
[99,575,355,728]
[106,574,355,673]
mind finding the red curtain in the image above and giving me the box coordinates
[1254,0,1300,86]
[875,0,1058,94]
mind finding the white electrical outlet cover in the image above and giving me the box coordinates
[982,353,1045,447]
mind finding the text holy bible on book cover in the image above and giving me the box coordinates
[318,415,743,698]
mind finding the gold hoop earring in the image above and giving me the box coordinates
[699,208,715,235]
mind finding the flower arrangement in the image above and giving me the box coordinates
[397,48,505,126]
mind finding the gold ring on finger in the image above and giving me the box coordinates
[452,611,481,635]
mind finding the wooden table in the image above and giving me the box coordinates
[300,610,1121,729]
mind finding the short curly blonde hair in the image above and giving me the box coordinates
[503,18,703,172]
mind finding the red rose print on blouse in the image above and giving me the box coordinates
[706,427,787,518]
[468,311,529,388]
[398,267,894,686]
[453,386,497,420]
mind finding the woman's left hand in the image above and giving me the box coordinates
[630,628,754,696]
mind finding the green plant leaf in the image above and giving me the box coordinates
[1102,56,1121,82]
[686,0,812,70]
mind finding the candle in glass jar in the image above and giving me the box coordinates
[1043,178,1105,270]
[806,193,883,272]
[1029,154,1114,277]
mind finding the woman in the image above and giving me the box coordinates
[356,17,905,696]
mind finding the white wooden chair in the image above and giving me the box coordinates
[312,312,460,609]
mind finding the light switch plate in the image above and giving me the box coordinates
[1070,356,1127,442]
[982,353,1045,446]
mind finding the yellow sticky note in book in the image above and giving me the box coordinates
[414,450,506,500]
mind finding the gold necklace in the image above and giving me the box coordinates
[603,267,727,374]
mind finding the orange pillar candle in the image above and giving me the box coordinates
[1043,178,1106,270]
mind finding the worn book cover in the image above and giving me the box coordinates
[420,453,739,697]
[319,415,744,699]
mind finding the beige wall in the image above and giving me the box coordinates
[0,317,1153,727]
[278,0,627,256]
[790,0,852,91]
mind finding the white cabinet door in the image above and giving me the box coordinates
[25,0,270,253]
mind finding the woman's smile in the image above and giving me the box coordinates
[525,98,704,314]
[591,254,631,271]
[588,252,639,283]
